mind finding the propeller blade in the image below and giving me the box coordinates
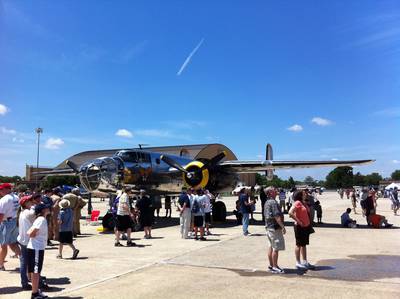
[201,151,226,170]
[160,155,188,174]
[66,160,80,173]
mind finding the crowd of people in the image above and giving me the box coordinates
[109,186,215,245]
[1,181,397,296]
[338,187,395,228]
[0,184,86,299]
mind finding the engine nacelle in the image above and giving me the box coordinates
[183,161,210,189]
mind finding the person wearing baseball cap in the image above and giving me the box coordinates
[17,195,36,290]
[0,182,21,271]
[27,203,51,299]
[263,186,286,274]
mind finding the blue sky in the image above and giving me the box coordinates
[0,0,399,180]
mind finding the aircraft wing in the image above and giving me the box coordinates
[218,159,374,173]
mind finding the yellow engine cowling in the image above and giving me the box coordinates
[182,161,209,190]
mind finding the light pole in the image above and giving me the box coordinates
[35,127,43,188]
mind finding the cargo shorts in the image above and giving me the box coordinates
[266,229,285,251]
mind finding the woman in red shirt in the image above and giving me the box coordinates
[289,190,315,270]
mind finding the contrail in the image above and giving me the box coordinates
[177,38,204,76]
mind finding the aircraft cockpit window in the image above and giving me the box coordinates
[119,151,138,163]
[138,152,151,163]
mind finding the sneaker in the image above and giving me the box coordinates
[199,237,207,241]
[303,262,316,270]
[126,241,136,247]
[268,265,273,271]
[56,254,62,259]
[72,249,80,259]
[21,284,32,290]
[31,292,48,299]
[194,236,199,240]
[39,282,50,290]
[296,262,307,270]
[114,242,123,247]
[385,224,393,228]
[271,267,285,274]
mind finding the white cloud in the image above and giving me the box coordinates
[0,126,16,135]
[374,107,400,118]
[287,124,303,132]
[134,129,191,140]
[0,104,9,115]
[135,129,171,138]
[393,160,400,164]
[116,129,133,138]
[45,138,64,150]
[12,137,24,143]
[311,117,334,126]
[177,38,204,76]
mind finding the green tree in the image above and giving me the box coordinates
[288,176,296,188]
[41,176,80,189]
[304,176,315,186]
[353,172,365,186]
[364,172,382,186]
[325,166,354,189]
[255,173,267,186]
[391,170,400,180]
[0,176,22,183]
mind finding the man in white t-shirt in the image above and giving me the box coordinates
[115,187,135,247]
[0,183,21,270]
[27,203,50,299]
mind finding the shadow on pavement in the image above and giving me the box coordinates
[51,296,83,299]
[75,233,95,238]
[312,254,400,282]
[66,257,88,260]
[46,277,71,285]
[0,286,22,295]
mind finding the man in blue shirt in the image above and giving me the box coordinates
[192,189,206,241]
[341,208,357,228]
[239,188,252,236]
[178,187,191,239]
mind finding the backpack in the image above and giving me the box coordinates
[111,196,120,215]
[191,198,200,214]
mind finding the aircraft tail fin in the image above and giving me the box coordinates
[265,143,274,180]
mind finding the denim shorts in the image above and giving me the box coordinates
[0,218,18,245]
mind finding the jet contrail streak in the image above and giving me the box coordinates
[177,38,204,76]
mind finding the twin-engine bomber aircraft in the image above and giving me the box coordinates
[36,143,373,223]
[38,143,373,195]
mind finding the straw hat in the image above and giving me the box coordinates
[59,199,70,209]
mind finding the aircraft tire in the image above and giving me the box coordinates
[102,212,115,230]
[212,201,226,222]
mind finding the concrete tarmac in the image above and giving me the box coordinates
[1,192,399,298]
